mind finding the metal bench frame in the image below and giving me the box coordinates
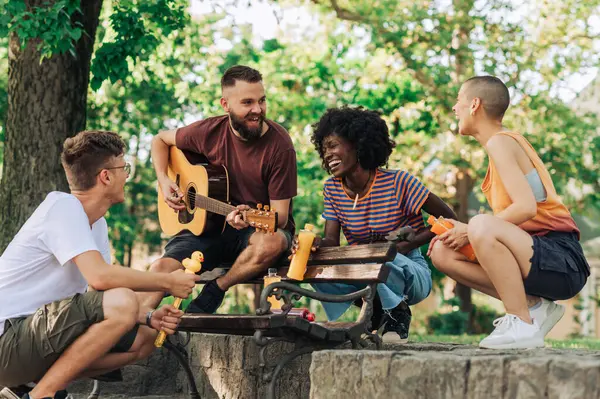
[90,243,395,399]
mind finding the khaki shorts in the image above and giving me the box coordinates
[0,292,138,387]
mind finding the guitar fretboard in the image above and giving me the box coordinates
[193,194,236,216]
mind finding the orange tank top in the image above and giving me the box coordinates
[481,131,579,237]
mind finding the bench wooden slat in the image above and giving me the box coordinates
[298,242,396,266]
[199,263,390,284]
[319,322,365,339]
[278,263,390,283]
[178,314,363,342]
[179,314,286,332]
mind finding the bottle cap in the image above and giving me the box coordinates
[304,223,315,231]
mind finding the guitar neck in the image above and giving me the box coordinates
[194,194,236,216]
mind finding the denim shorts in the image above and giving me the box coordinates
[524,231,589,301]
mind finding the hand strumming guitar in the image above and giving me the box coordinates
[158,176,185,211]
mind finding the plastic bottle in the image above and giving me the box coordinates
[287,224,316,281]
[427,216,476,261]
[263,268,282,310]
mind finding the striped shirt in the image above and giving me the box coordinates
[322,169,430,245]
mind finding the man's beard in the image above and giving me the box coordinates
[229,111,264,142]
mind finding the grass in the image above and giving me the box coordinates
[412,335,600,350]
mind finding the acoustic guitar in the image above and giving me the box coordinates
[157,147,278,236]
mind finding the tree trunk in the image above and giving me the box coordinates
[0,0,103,252]
[451,0,476,328]
[455,169,474,330]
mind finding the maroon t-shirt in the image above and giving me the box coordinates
[176,115,297,233]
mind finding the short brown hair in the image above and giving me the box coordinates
[61,130,125,190]
[464,76,510,120]
[221,65,262,90]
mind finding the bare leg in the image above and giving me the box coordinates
[140,258,183,309]
[29,288,139,398]
[467,214,535,322]
[430,242,501,298]
[77,326,157,379]
[217,230,288,291]
[431,214,536,323]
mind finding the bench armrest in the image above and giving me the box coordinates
[256,281,377,328]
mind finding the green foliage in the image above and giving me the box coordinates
[412,334,600,349]
[0,0,83,61]
[427,298,501,335]
[90,0,189,90]
[0,35,7,171]
[427,300,470,335]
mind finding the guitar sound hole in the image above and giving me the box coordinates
[187,187,196,210]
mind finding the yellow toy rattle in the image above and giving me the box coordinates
[154,251,203,348]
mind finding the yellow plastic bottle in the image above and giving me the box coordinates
[263,268,282,310]
[287,223,316,281]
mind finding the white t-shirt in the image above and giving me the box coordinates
[0,192,111,335]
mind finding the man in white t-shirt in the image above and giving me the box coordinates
[0,131,200,399]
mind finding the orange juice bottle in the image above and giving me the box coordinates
[427,216,476,261]
[263,268,282,310]
[287,223,316,281]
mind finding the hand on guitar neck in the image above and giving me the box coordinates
[226,204,251,230]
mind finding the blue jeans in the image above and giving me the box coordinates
[312,248,433,321]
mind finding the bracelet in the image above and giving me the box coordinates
[146,310,155,328]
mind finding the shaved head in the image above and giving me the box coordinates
[463,76,510,120]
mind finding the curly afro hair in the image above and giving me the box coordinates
[311,106,395,171]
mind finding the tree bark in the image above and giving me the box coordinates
[451,0,476,326]
[0,0,103,252]
[455,169,474,329]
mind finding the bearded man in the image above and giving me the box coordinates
[146,65,297,314]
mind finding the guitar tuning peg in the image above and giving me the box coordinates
[257,203,263,210]
[264,205,270,211]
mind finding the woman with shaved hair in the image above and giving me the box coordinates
[429,76,589,349]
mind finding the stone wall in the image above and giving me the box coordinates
[67,338,600,399]
[310,343,600,399]
[69,333,311,399]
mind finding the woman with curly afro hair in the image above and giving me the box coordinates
[306,106,457,342]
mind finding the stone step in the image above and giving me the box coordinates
[310,343,600,399]
[71,396,185,399]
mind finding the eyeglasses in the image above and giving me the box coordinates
[97,163,131,176]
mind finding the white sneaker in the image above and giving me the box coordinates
[529,298,565,337]
[0,388,20,399]
[479,314,544,349]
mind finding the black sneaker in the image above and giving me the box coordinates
[379,301,411,343]
[186,279,225,314]
[92,368,123,382]
[8,389,70,399]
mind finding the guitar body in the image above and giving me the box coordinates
[158,147,229,236]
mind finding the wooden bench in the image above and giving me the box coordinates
[163,242,397,399]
